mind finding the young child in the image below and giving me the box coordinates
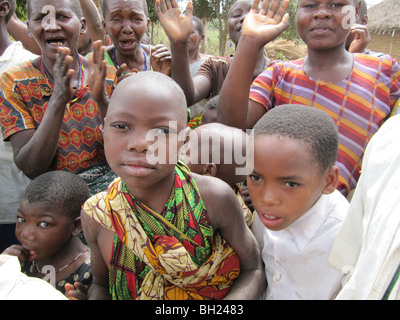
[249,105,350,300]
[2,171,92,298]
[181,122,254,227]
[81,71,264,300]
[217,0,400,197]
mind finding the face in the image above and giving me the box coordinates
[104,0,150,55]
[296,0,357,51]
[188,20,204,52]
[27,0,85,60]
[247,135,333,231]
[16,200,76,262]
[227,0,251,45]
[104,80,188,193]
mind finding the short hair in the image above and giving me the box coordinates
[253,105,338,172]
[21,171,90,221]
[0,0,15,23]
[192,16,204,36]
[102,0,148,19]
[27,0,83,20]
[112,71,188,125]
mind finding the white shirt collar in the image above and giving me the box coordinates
[284,193,330,251]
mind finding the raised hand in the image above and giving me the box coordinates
[52,47,75,105]
[88,40,109,120]
[241,0,290,46]
[348,24,371,54]
[151,44,172,75]
[155,0,193,44]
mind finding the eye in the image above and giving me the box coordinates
[38,221,51,228]
[285,182,299,188]
[330,2,346,8]
[111,123,130,130]
[248,174,261,182]
[17,216,26,223]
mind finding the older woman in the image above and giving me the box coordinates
[0,0,117,194]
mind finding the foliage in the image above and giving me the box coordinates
[15,0,27,20]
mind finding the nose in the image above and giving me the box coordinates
[260,185,280,207]
[126,130,150,153]
[19,224,36,243]
[42,14,62,32]
[121,20,134,34]
[313,6,333,19]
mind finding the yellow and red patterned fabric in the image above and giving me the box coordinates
[83,161,240,300]
[0,60,116,174]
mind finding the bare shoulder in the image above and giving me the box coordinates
[191,173,245,231]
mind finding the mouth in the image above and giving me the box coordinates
[258,212,284,230]
[123,160,156,176]
[46,38,67,47]
[22,245,38,260]
[119,39,136,50]
[311,25,332,33]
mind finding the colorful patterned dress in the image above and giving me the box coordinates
[0,60,116,175]
[250,53,400,195]
[83,161,240,300]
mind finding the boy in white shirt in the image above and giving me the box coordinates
[249,105,349,300]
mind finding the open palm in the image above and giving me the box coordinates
[155,0,193,43]
[241,0,290,45]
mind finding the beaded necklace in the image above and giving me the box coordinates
[112,45,148,71]
[34,248,89,275]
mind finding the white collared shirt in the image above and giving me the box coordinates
[252,189,349,300]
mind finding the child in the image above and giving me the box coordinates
[329,114,400,300]
[181,122,254,227]
[2,171,92,298]
[216,0,400,197]
[249,104,350,300]
[81,71,264,300]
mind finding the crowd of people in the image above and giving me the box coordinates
[0,0,400,300]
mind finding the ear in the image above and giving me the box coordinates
[0,1,10,18]
[80,17,87,35]
[322,165,339,195]
[71,216,83,236]
[204,163,217,177]
[146,17,150,30]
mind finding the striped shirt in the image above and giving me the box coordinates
[250,53,400,195]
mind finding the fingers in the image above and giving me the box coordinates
[256,0,289,22]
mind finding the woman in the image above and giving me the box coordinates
[0,0,117,194]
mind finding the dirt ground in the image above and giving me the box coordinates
[265,39,308,61]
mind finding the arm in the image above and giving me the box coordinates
[196,175,265,299]
[88,41,110,122]
[218,0,289,129]
[81,210,113,300]
[9,48,75,179]
[156,0,201,106]
[7,13,41,55]
[79,0,109,45]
